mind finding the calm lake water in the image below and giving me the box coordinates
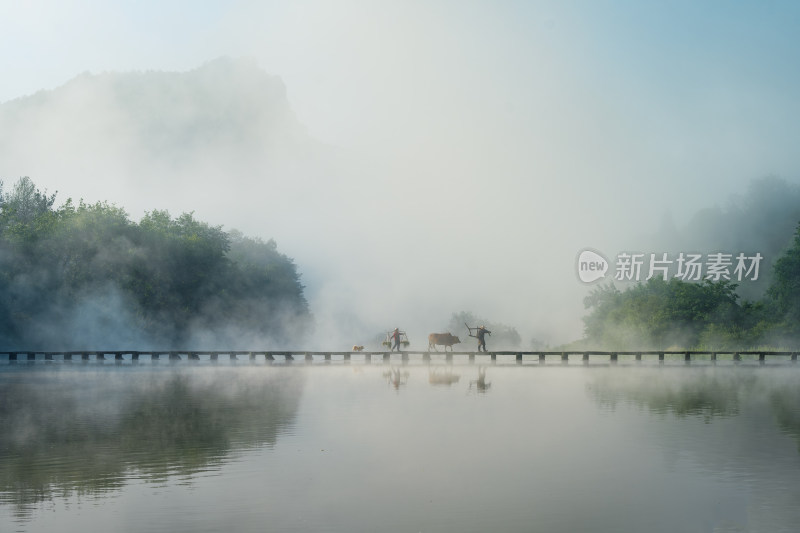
[2,361,800,533]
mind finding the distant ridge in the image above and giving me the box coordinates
[0,57,310,163]
[0,57,341,230]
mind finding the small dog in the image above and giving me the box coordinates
[352,345,364,352]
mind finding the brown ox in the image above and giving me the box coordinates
[428,332,461,351]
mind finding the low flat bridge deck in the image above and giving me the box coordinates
[1,350,798,364]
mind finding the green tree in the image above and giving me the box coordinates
[766,222,800,336]
[0,177,311,349]
[0,177,59,251]
[581,278,744,350]
[0,176,56,225]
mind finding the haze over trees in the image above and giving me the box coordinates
[571,175,800,351]
[578,221,800,350]
[645,176,800,300]
[0,58,335,260]
[1,58,798,353]
[0,177,310,349]
[446,311,521,350]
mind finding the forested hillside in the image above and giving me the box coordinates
[0,177,310,349]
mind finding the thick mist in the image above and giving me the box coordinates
[2,2,800,349]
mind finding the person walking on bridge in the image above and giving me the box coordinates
[389,328,405,352]
[476,326,491,352]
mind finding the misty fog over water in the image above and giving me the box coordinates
[2,364,800,533]
[3,4,800,531]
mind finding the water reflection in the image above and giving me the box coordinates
[0,366,304,519]
[428,367,460,386]
[770,381,800,452]
[586,366,800,448]
[582,367,800,531]
[4,365,800,533]
[587,367,746,419]
[382,367,409,390]
[468,366,491,394]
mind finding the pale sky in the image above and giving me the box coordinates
[2,1,799,347]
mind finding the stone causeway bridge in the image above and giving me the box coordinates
[1,350,798,364]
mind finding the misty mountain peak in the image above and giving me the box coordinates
[0,58,308,167]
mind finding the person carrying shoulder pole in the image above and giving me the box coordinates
[389,328,403,351]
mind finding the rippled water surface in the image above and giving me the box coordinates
[2,363,800,532]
